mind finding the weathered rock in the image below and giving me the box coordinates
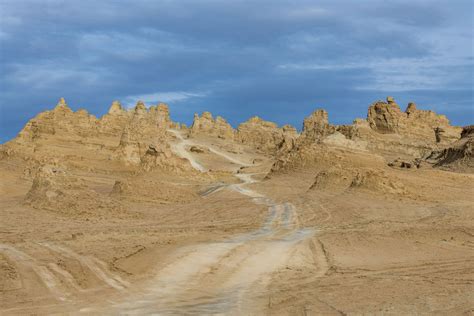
[108,100,125,115]
[425,125,474,172]
[149,103,173,128]
[367,100,403,134]
[388,157,422,169]
[271,97,463,176]
[190,146,207,153]
[190,112,235,139]
[236,116,297,154]
[100,101,131,135]
[134,100,147,115]
[114,102,192,172]
[301,109,335,142]
[11,98,99,150]
[405,102,417,115]
[341,97,462,158]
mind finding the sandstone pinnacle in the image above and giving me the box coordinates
[134,101,147,114]
[54,97,71,111]
[386,96,395,104]
[405,102,417,115]
[108,101,124,114]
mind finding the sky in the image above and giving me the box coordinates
[0,0,473,143]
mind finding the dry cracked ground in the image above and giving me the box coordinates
[0,97,473,315]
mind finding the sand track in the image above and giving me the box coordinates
[38,242,129,291]
[75,130,321,314]
[0,244,70,302]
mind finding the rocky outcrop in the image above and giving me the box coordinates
[424,125,474,172]
[270,97,464,176]
[99,101,131,135]
[236,116,298,154]
[149,103,173,128]
[300,109,335,143]
[190,112,235,139]
[338,97,462,158]
[114,101,192,172]
[15,98,99,145]
[366,97,461,143]
[367,99,403,134]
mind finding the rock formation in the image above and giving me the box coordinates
[2,96,468,179]
[100,101,131,135]
[366,97,461,143]
[336,97,462,159]
[270,97,463,176]
[2,98,192,175]
[114,101,192,172]
[236,116,298,154]
[190,112,235,139]
[424,125,473,172]
[15,98,99,145]
[300,109,335,143]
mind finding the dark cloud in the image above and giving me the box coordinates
[1,0,472,142]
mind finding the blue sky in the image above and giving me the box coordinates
[0,0,473,143]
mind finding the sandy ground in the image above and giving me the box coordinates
[1,130,473,315]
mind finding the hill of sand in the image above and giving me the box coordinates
[0,97,472,315]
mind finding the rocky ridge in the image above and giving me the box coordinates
[1,96,469,177]
[3,98,192,174]
[269,97,465,174]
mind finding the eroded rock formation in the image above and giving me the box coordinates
[270,97,464,175]
[113,101,192,172]
[236,116,298,154]
[425,125,473,172]
[190,112,235,139]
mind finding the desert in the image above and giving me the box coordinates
[0,96,472,315]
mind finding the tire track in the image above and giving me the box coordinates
[0,244,69,302]
[38,242,129,291]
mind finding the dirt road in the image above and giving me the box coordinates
[0,130,322,315]
[93,130,318,314]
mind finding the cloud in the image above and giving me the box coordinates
[278,55,474,91]
[0,0,472,143]
[5,62,111,89]
[122,91,209,108]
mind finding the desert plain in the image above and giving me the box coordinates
[0,97,473,315]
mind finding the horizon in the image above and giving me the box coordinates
[0,94,468,144]
[1,0,473,143]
